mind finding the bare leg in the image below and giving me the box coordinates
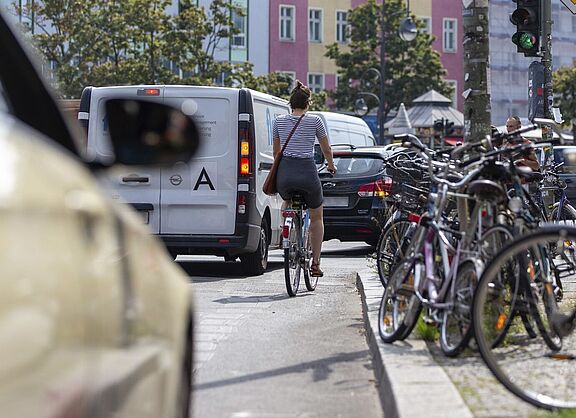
[309,205,324,265]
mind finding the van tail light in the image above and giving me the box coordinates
[358,177,392,198]
[238,127,253,176]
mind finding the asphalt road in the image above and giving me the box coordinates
[178,241,384,418]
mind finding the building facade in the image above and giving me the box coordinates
[3,0,576,123]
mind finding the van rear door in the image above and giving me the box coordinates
[162,87,238,235]
[87,86,163,234]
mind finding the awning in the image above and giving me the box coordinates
[444,137,463,146]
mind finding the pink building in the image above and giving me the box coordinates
[269,1,309,86]
[267,0,465,112]
[430,0,464,111]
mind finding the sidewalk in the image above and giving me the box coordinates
[356,266,474,418]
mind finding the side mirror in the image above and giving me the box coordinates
[105,99,200,166]
[314,143,325,164]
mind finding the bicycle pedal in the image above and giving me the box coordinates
[422,316,436,326]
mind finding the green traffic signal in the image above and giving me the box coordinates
[512,31,537,49]
[509,0,540,57]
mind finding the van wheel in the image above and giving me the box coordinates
[240,219,269,276]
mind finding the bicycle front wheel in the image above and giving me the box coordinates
[473,225,576,410]
[284,215,302,297]
[378,258,422,343]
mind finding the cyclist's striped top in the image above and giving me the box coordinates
[273,113,328,159]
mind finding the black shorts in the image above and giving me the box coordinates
[277,156,323,209]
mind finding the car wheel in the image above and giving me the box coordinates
[240,218,269,276]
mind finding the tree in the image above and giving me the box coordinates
[325,0,451,117]
[16,0,251,97]
[553,66,576,138]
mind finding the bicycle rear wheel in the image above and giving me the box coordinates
[303,217,317,291]
[440,260,478,357]
[376,219,413,286]
[473,225,576,410]
[284,214,302,297]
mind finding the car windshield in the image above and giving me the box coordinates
[330,156,385,177]
[554,148,576,174]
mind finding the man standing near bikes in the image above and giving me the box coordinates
[273,81,336,277]
[504,115,540,172]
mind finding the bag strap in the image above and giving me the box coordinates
[279,114,305,157]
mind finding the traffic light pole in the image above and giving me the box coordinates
[541,0,553,141]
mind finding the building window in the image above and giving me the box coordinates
[336,10,348,43]
[309,8,322,43]
[280,5,295,41]
[308,73,324,93]
[443,18,457,53]
[419,16,431,34]
[446,79,457,109]
[232,8,247,48]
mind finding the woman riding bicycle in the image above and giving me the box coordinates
[273,81,336,278]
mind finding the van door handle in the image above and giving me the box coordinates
[122,176,149,183]
[259,162,273,171]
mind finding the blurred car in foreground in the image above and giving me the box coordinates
[0,11,197,418]
[317,146,393,246]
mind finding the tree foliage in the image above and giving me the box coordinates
[15,0,298,100]
[325,0,451,116]
[553,66,576,136]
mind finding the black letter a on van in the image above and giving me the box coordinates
[194,167,215,190]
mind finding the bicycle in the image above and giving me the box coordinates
[282,192,317,296]
[472,224,576,410]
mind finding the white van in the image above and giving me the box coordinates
[80,85,290,275]
[309,111,376,147]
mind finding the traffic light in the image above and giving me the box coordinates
[433,119,444,134]
[510,0,541,57]
[445,121,455,136]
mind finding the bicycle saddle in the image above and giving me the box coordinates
[467,179,507,203]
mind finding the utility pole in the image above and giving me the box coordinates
[541,0,554,141]
[378,0,387,145]
[462,1,491,145]
[461,1,491,231]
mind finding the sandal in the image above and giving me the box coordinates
[310,262,324,277]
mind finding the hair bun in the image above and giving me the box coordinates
[295,80,304,89]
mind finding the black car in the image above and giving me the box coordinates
[318,146,395,246]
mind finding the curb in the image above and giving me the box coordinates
[356,268,474,418]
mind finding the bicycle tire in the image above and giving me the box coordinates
[476,224,538,347]
[376,219,413,287]
[473,225,576,410]
[440,260,478,357]
[519,247,562,351]
[303,215,317,291]
[378,258,422,343]
[284,214,301,297]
